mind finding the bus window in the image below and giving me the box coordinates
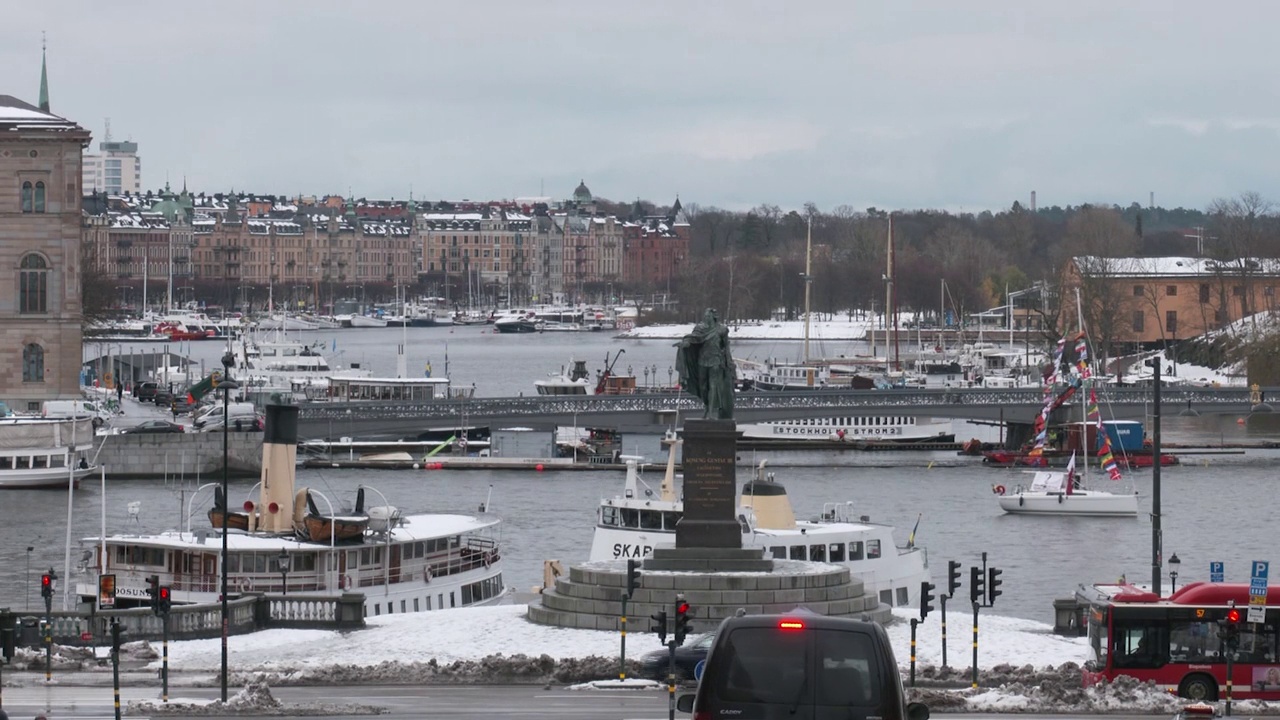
[1169,619,1218,663]
[1112,622,1167,669]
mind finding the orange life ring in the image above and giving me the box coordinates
[993,484,1006,496]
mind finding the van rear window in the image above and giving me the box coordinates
[708,626,882,707]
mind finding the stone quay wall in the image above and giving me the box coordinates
[92,432,263,478]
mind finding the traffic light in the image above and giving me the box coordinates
[40,573,53,599]
[969,566,984,605]
[147,574,160,614]
[650,610,668,644]
[674,597,692,646]
[987,567,1003,605]
[158,586,172,615]
[626,559,641,597]
[1220,607,1242,648]
[920,581,936,621]
[947,560,962,599]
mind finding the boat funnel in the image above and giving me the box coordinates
[740,460,797,530]
[256,404,299,533]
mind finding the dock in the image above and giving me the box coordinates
[301,456,668,472]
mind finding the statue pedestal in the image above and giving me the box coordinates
[675,419,740,549]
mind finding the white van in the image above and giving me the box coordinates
[43,400,113,428]
[194,402,258,429]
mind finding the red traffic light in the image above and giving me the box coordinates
[41,574,51,587]
[159,587,171,600]
[1227,608,1241,623]
[677,602,690,615]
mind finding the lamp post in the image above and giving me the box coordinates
[217,351,239,703]
[1169,553,1181,593]
[278,549,291,596]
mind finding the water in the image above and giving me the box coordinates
[13,329,1274,624]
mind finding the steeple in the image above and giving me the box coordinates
[38,32,50,113]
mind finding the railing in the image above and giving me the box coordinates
[3,593,362,647]
[296,386,1265,424]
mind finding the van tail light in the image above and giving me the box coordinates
[694,713,712,720]
[779,619,805,630]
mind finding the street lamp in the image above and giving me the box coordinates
[278,549,291,596]
[217,350,240,703]
[1169,553,1181,593]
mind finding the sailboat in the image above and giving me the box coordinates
[994,298,1140,517]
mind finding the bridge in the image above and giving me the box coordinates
[293,386,1274,439]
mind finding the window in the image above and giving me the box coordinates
[22,344,44,382]
[1166,311,1178,335]
[1132,285,1144,297]
[867,540,881,559]
[1166,285,1177,297]
[21,181,33,212]
[848,541,864,561]
[1200,284,1210,303]
[19,254,49,313]
[34,181,46,213]
[1132,311,1145,333]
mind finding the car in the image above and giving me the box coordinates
[640,631,716,682]
[134,381,160,402]
[152,390,175,406]
[677,613,929,720]
[123,420,186,434]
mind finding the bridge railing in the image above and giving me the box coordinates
[295,386,1266,425]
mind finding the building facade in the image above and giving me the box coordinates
[82,138,141,194]
[0,94,90,410]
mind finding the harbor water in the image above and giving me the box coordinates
[1,327,1272,624]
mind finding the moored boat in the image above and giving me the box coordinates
[994,465,1140,517]
[0,413,97,490]
[586,447,931,609]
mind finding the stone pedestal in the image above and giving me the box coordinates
[675,419,740,549]
[644,546,773,572]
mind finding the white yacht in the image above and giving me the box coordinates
[534,359,593,395]
[996,469,1140,517]
[587,450,931,609]
[0,411,97,489]
[233,332,366,396]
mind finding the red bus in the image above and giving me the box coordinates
[1080,581,1280,701]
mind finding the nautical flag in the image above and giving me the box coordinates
[1065,451,1077,480]
[908,513,922,548]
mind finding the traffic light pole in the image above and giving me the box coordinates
[971,601,980,690]
[619,594,628,681]
[43,573,53,684]
[667,639,677,720]
[162,610,170,702]
[909,618,918,687]
[111,618,123,720]
[940,594,948,668]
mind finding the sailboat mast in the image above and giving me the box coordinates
[1075,286,1089,484]
[803,216,812,363]
[886,215,900,370]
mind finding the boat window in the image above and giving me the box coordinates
[225,555,239,572]
[32,455,47,468]
[829,543,846,562]
[619,508,639,528]
[848,541,864,560]
[769,546,786,559]
[879,589,893,605]
[601,506,618,526]
[789,545,805,560]
[640,511,662,530]
[51,455,64,468]
[663,511,680,530]
[425,596,431,610]
[253,554,268,573]
[347,550,358,568]
[810,544,826,562]
[0,457,10,470]
[896,587,910,606]
[450,591,456,608]
[113,545,166,566]
[16,456,30,469]
[867,540,881,559]
[374,604,380,616]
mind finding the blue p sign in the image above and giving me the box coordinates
[694,659,706,681]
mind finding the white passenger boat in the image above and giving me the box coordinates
[76,406,505,616]
[737,415,954,442]
[0,413,97,489]
[995,468,1140,517]
[587,449,931,609]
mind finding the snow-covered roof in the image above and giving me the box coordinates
[110,212,169,230]
[0,95,86,133]
[1074,256,1280,278]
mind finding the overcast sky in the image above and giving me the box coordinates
[6,1,1278,212]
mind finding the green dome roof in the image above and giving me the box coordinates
[573,179,592,203]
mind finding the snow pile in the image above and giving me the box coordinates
[239,655,637,686]
[127,678,384,716]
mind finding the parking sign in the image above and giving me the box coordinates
[1210,562,1224,583]
[1248,561,1269,624]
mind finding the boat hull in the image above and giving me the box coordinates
[494,320,539,333]
[0,465,94,489]
[998,492,1140,517]
[297,514,370,543]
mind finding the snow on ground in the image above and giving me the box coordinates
[157,604,1083,673]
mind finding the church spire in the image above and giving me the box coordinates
[38,32,50,113]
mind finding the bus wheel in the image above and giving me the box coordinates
[1179,674,1218,701]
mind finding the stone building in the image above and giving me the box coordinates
[0,93,90,411]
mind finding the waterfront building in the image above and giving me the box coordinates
[82,135,141,195]
[0,81,90,410]
[622,197,690,290]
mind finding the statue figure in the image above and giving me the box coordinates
[675,308,735,419]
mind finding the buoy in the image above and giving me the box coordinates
[535,463,545,471]
[1237,417,1246,425]
[412,463,420,470]
[993,484,1006,496]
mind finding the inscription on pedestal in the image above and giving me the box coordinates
[676,419,741,549]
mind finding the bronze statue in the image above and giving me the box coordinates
[675,308,735,419]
